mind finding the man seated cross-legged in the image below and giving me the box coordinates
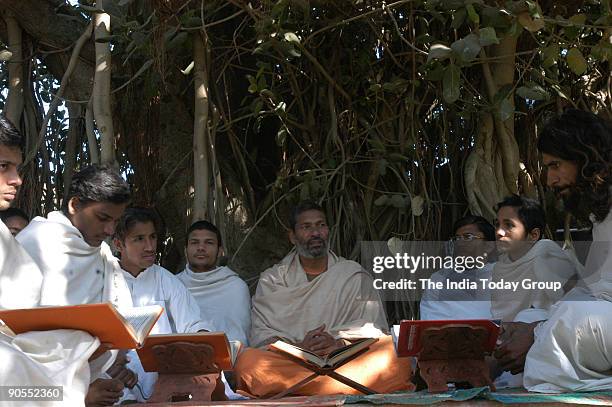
[234,200,413,398]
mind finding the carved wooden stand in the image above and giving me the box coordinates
[416,325,495,393]
[148,342,226,403]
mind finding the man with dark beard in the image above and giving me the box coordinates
[233,201,413,398]
[495,109,612,392]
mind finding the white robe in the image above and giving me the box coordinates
[420,262,494,320]
[16,211,133,381]
[0,329,98,407]
[491,239,578,322]
[120,264,212,402]
[177,265,251,345]
[0,219,42,309]
[524,209,612,392]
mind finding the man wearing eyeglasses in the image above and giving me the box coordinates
[420,215,496,321]
[233,200,413,397]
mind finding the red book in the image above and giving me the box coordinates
[393,319,500,357]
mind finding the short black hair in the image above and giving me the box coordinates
[538,109,611,222]
[0,207,29,223]
[114,207,158,242]
[186,220,222,247]
[289,200,326,230]
[0,115,23,150]
[62,165,131,212]
[453,215,495,241]
[495,195,546,239]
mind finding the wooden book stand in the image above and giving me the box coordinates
[148,342,226,403]
[269,347,377,399]
[416,325,494,393]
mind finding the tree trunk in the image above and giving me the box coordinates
[93,0,114,165]
[192,30,211,221]
[4,12,23,126]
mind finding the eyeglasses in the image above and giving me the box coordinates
[296,222,328,233]
[451,233,485,241]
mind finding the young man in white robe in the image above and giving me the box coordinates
[112,208,213,402]
[496,109,612,392]
[17,164,136,407]
[176,220,251,346]
[0,116,111,407]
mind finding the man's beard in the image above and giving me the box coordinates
[296,237,328,259]
[558,183,593,222]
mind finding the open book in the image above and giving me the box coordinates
[0,303,163,349]
[269,337,378,368]
[137,332,233,372]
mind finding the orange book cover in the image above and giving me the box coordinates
[0,303,163,349]
[395,319,500,357]
[137,332,233,372]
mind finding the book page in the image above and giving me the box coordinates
[118,305,163,344]
[327,338,377,366]
[270,340,325,367]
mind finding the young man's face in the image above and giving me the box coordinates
[4,215,28,236]
[115,221,157,273]
[542,153,578,197]
[68,198,128,247]
[289,209,329,259]
[186,229,221,272]
[0,145,22,211]
[495,206,538,255]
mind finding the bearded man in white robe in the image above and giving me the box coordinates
[17,164,136,407]
[494,109,612,392]
[234,201,413,398]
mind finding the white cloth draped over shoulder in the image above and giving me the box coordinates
[16,211,133,380]
[177,265,251,345]
[249,250,388,348]
[0,219,42,309]
[490,239,579,322]
[0,329,99,407]
[16,211,132,309]
[524,210,612,392]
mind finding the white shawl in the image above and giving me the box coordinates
[491,239,578,321]
[16,211,132,309]
[0,219,42,309]
[250,251,388,348]
[177,265,251,345]
[0,329,98,407]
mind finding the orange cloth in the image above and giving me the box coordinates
[234,335,414,398]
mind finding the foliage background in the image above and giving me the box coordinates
[1,0,610,320]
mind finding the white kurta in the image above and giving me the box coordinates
[177,265,251,345]
[420,262,494,320]
[0,219,42,309]
[524,209,612,392]
[121,264,212,402]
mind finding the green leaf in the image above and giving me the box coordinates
[390,194,407,208]
[377,159,388,176]
[499,99,514,122]
[542,45,559,68]
[466,4,480,24]
[427,44,453,62]
[451,33,481,63]
[516,84,549,101]
[518,11,544,32]
[426,64,445,81]
[439,0,464,11]
[411,195,425,216]
[451,8,467,29]
[374,195,389,206]
[566,48,587,75]
[283,32,300,44]
[479,27,499,46]
[443,64,461,104]
[0,50,12,61]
